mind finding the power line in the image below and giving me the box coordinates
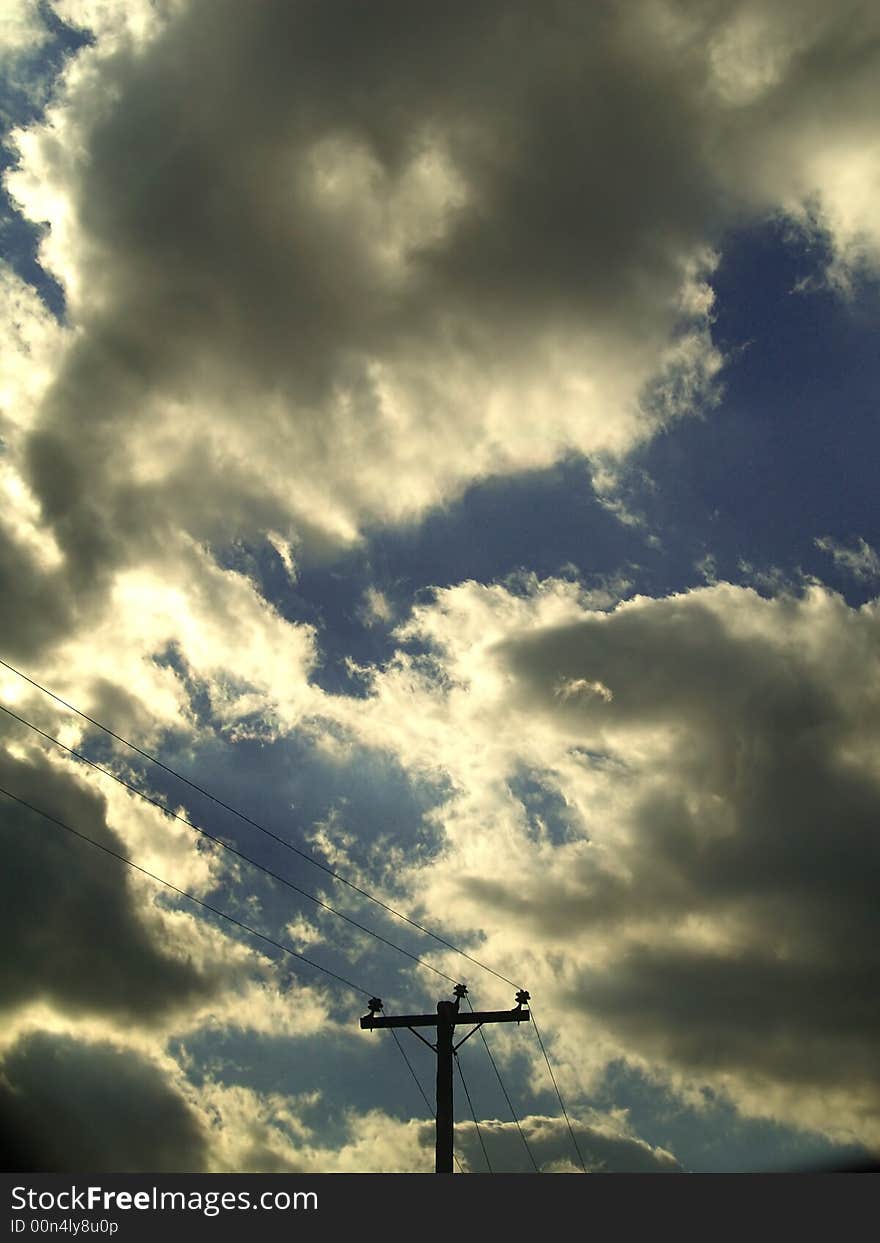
[0,783,371,1000]
[387,1026,464,1174]
[0,701,459,987]
[531,1009,588,1174]
[0,777,465,1173]
[455,1052,492,1173]
[389,1026,434,1118]
[465,996,540,1173]
[2,661,587,1168]
[0,780,497,1178]
[0,657,521,991]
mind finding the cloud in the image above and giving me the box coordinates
[358,586,394,629]
[0,1030,338,1174]
[455,1112,680,1173]
[327,579,880,1146]
[0,727,364,1173]
[1,1,727,602]
[0,1031,209,1173]
[0,711,343,1042]
[2,0,880,1172]
[0,2,48,57]
[0,744,221,1024]
[815,535,880,583]
[0,1020,680,1174]
[0,1023,681,1174]
[2,0,878,728]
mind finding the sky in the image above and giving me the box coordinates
[1,0,879,1175]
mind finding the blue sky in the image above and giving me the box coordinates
[2,0,880,1175]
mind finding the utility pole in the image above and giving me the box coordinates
[360,983,531,1173]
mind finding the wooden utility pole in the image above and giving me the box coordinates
[360,984,531,1173]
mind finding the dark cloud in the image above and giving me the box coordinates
[0,1031,208,1172]
[567,946,880,1091]
[7,0,730,601]
[0,745,217,1022]
[5,0,878,666]
[0,540,74,661]
[478,587,880,1108]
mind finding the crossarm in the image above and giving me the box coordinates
[360,1007,530,1030]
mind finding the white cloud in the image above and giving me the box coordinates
[358,586,394,628]
[0,0,48,57]
[323,578,880,1146]
[815,535,880,583]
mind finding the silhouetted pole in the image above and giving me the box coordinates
[435,998,457,1173]
[360,984,531,1173]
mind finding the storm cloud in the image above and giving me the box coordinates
[0,745,216,1022]
[0,1032,209,1173]
[2,0,880,1172]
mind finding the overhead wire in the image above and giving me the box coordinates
[455,1052,492,1173]
[531,1009,588,1174]
[1,659,585,1168]
[0,783,371,999]
[389,1026,434,1119]
[0,701,459,987]
[0,780,467,1168]
[465,996,540,1173]
[0,656,521,990]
